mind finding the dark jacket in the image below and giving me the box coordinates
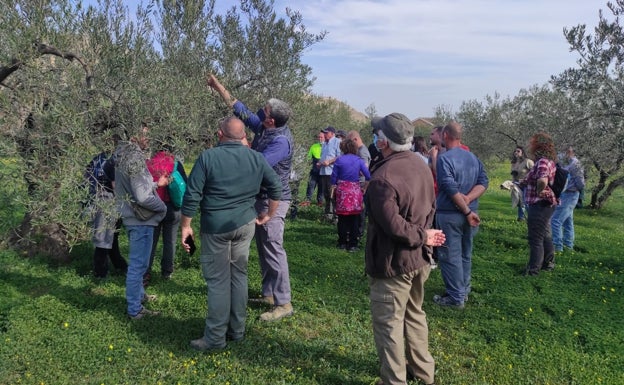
[365,150,436,278]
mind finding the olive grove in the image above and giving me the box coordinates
[0,0,370,260]
[451,1,624,209]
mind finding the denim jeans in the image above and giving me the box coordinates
[200,220,255,347]
[551,191,580,251]
[305,172,324,204]
[148,202,181,276]
[125,225,155,316]
[435,212,477,304]
[526,204,555,274]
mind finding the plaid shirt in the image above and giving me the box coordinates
[522,158,556,206]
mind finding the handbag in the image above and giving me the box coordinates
[130,201,156,221]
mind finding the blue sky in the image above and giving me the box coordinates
[121,0,603,119]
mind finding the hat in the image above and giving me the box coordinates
[336,130,347,138]
[321,126,336,134]
[371,113,414,145]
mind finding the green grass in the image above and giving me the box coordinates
[0,163,623,385]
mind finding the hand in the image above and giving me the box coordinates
[425,229,445,247]
[157,174,169,187]
[466,211,481,227]
[181,226,194,253]
[256,212,271,225]
[206,74,220,90]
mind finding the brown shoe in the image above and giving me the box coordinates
[249,296,274,306]
[260,303,293,321]
[299,201,311,207]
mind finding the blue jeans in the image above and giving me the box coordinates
[435,212,477,304]
[551,191,580,251]
[125,225,155,316]
[200,220,255,347]
[305,172,324,204]
[255,199,292,305]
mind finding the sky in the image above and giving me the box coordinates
[261,0,603,119]
[113,0,605,120]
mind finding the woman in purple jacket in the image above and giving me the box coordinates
[331,138,371,252]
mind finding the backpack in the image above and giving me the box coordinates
[168,161,186,209]
[551,163,569,199]
[85,152,110,196]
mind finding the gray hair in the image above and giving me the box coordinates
[267,98,291,127]
[378,130,412,152]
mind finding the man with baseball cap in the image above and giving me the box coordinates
[366,113,444,385]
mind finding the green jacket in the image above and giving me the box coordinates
[182,141,281,234]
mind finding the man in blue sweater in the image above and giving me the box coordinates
[181,117,281,351]
[207,74,295,322]
[434,122,488,309]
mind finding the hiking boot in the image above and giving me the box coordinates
[190,338,226,352]
[128,307,161,320]
[260,303,293,321]
[433,294,464,309]
[141,294,157,303]
[249,296,274,306]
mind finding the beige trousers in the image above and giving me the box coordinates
[369,266,435,385]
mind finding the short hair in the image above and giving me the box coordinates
[339,138,358,155]
[266,98,291,127]
[442,121,462,140]
[378,130,412,152]
[220,116,246,140]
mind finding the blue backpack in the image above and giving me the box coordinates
[168,161,186,209]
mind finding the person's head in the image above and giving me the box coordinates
[430,126,444,147]
[217,116,247,143]
[318,131,326,143]
[512,146,525,161]
[130,122,150,150]
[441,121,463,148]
[528,132,557,161]
[413,135,428,154]
[339,138,358,155]
[321,126,336,139]
[371,113,414,154]
[346,130,364,148]
[336,130,347,140]
[565,145,575,159]
[263,98,291,128]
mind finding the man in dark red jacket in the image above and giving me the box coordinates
[365,113,445,385]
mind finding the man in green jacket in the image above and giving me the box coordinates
[180,117,282,351]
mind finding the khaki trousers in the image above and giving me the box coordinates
[369,266,435,385]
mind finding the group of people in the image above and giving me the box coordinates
[85,74,588,385]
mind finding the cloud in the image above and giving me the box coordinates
[279,0,603,118]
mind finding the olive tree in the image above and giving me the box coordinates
[1,0,331,260]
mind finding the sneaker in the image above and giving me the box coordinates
[141,294,157,303]
[260,303,294,322]
[248,296,274,306]
[347,246,359,253]
[190,338,226,352]
[162,273,172,280]
[128,307,161,320]
[542,263,555,271]
[337,243,347,250]
[430,261,438,270]
[433,294,464,309]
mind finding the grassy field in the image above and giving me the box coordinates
[0,163,622,385]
